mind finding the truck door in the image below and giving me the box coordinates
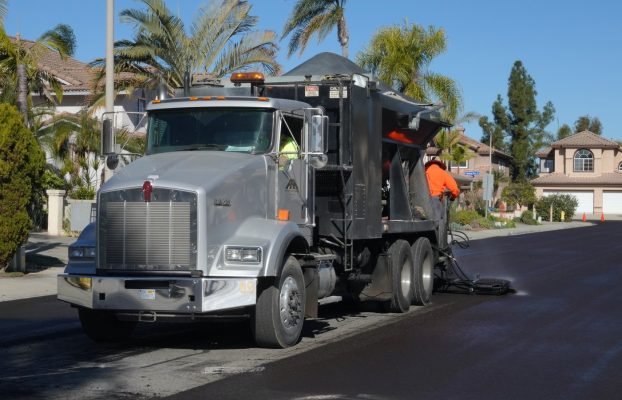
[275,112,312,227]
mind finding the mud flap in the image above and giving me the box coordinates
[303,267,319,318]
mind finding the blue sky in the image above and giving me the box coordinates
[4,0,622,141]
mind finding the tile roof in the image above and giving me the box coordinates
[551,130,620,149]
[536,146,552,158]
[427,134,513,159]
[531,172,622,186]
[9,36,138,94]
[10,37,94,92]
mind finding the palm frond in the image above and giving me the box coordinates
[282,0,345,57]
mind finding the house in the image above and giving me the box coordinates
[426,128,513,195]
[10,36,148,133]
[532,130,622,215]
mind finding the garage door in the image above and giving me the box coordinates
[603,191,622,214]
[543,190,594,214]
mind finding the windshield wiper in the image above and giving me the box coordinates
[182,144,227,151]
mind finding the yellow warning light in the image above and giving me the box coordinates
[230,72,265,84]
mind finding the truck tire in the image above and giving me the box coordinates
[411,237,434,305]
[386,239,413,313]
[78,308,136,342]
[253,256,306,348]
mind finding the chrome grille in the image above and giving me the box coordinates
[99,188,197,271]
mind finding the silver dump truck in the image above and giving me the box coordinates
[58,53,452,348]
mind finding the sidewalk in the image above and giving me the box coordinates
[0,219,615,303]
[0,232,73,302]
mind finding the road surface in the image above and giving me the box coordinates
[1,222,620,399]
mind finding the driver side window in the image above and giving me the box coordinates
[280,115,303,159]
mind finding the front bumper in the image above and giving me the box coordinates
[57,274,257,313]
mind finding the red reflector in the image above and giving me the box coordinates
[142,181,153,202]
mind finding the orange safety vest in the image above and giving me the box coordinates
[425,160,460,199]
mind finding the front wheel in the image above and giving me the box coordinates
[78,308,136,342]
[253,256,306,348]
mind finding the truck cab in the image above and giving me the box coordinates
[59,53,449,348]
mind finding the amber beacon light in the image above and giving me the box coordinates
[230,72,265,84]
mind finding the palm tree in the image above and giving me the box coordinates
[38,110,101,197]
[0,0,6,26]
[0,24,76,124]
[282,0,349,58]
[434,129,462,164]
[90,0,279,105]
[449,144,475,176]
[357,22,462,121]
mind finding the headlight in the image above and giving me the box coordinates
[69,246,96,259]
[225,247,262,263]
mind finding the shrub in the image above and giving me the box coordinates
[451,210,481,226]
[501,181,536,208]
[535,194,578,222]
[0,104,45,268]
[520,210,538,225]
[69,185,96,200]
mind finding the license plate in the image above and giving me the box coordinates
[138,289,156,300]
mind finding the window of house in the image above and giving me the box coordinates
[618,161,622,172]
[497,160,506,172]
[450,160,468,169]
[573,149,593,172]
[541,159,553,172]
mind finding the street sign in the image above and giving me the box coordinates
[465,170,480,177]
[483,173,494,201]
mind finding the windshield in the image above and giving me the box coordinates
[146,107,274,155]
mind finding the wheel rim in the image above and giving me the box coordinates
[400,258,412,296]
[422,252,434,296]
[279,276,302,329]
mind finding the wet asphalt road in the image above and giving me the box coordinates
[169,222,622,400]
[1,222,621,399]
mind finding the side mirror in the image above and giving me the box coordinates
[101,118,115,156]
[308,114,328,168]
[309,115,328,153]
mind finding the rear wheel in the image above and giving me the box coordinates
[386,240,413,313]
[411,237,434,305]
[253,256,306,348]
[78,308,136,342]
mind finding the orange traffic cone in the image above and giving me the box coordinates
[601,213,605,223]
[582,213,586,222]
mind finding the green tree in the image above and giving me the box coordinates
[0,104,45,268]
[573,115,602,135]
[282,0,349,58]
[449,144,475,175]
[556,123,572,140]
[357,22,462,121]
[91,0,279,103]
[38,110,101,198]
[479,96,508,152]
[434,129,461,164]
[0,0,6,26]
[479,61,554,181]
[500,181,536,209]
[0,24,76,124]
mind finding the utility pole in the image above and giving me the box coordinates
[105,0,114,116]
[484,133,493,218]
[103,0,115,182]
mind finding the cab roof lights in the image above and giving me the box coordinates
[231,72,265,84]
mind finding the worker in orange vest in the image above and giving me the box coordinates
[424,158,460,200]
[425,158,459,247]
